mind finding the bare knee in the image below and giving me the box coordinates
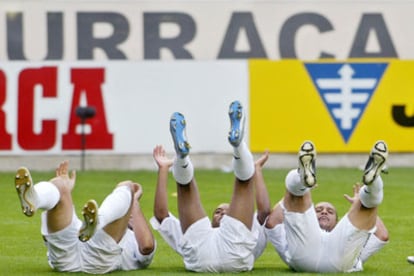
[375,230,389,242]
[116,180,137,193]
[140,243,155,255]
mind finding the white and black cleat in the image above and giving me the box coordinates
[298,141,317,188]
[362,140,388,185]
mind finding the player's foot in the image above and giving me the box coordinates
[407,256,414,264]
[170,112,190,158]
[228,101,245,147]
[298,141,317,187]
[78,199,99,242]
[362,140,388,185]
[15,167,38,217]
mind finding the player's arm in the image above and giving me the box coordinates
[254,151,271,225]
[153,145,173,223]
[344,183,389,242]
[130,184,155,255]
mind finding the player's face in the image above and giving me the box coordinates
[315,202,338,232]
[211,203,229,228]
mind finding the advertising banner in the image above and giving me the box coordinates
[250,59,414,152]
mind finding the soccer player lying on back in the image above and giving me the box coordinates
[14,160,155,274]
[265,140,389,272]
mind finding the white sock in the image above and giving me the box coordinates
[34,181,60,210]
[98,185,132,228]
[232,141,255,181]
[172,156,194,185]
[285,169,310,196]
[359,175,383,208]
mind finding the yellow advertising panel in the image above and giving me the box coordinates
[249,60,414,153]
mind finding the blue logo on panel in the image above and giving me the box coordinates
[305,63,388,143]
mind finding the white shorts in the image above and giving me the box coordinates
[180,215,257,272]
[41,210,155,273]
[282,205,374,272]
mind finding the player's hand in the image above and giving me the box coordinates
[51,160,76,190]
[255,150,269,169]
[153,145,173,169]
[344,183,361,204]
[133,183,143,201]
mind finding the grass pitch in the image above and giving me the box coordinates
[1,166,413,275]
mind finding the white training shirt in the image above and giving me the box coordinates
[150,212,266,272]
[265,207,387,272]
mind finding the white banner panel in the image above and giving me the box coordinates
[0,61,248,155]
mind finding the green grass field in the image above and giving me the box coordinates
[1,166,413,275]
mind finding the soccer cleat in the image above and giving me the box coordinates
[78,199,99,242]
[362,140,388,185]
[170,112,190,158]
[15,167,38,217]
[228,101,245,147]
[298,141,317,187]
